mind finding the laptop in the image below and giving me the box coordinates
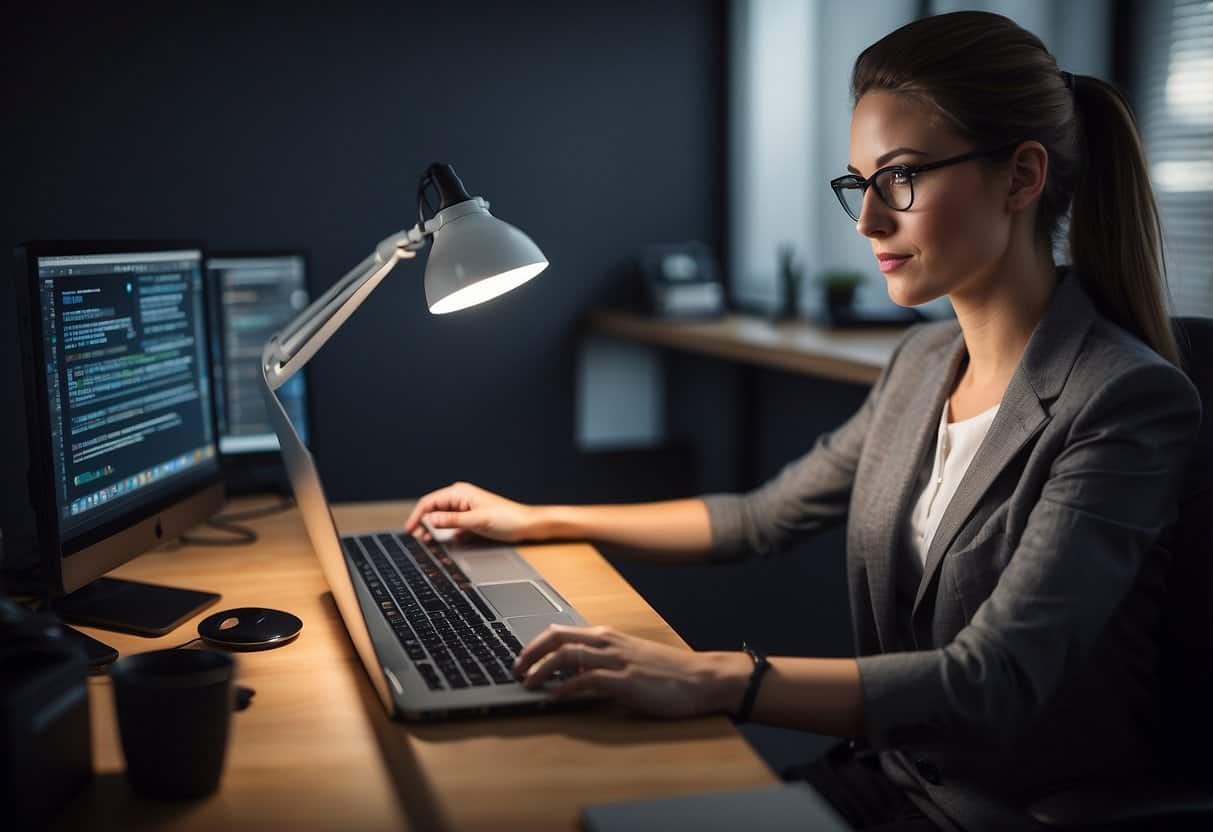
[260,370,588,720]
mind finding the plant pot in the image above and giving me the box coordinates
[825,284,857,314]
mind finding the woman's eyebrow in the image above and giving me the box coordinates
[846,147,929,175]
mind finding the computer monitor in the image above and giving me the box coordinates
[11,241,224,649]
[205,252,311,493]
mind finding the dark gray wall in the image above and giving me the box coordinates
[1,0,724,505]
[610,355,865,659]
[603,357,867,772]
[0,2,876,772]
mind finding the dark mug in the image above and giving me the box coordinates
[109,648,239,799]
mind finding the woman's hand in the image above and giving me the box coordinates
[512,624,751,719]
[404,481,540,543]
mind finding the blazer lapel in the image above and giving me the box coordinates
[866,328,967,649]
[911,271,1097,615]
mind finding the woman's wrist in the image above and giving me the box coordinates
[699,651,755,716]
[527,505,572,541]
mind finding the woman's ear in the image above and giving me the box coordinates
[1006,140,1048,212]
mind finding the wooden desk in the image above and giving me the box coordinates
[588,309,909,385]
[54,498,775,831]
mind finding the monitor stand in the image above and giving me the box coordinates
[51,576,220,638]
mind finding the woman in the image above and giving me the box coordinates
[405,12,1201,831]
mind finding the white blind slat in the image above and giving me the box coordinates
[1137,0,1213,318]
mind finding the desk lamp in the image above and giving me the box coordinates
[256,164,546,642]
[263,162,547,390]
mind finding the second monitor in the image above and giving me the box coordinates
[206,252,311,494]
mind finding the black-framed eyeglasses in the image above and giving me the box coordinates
[829,142,1022,222]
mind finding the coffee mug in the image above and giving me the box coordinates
[109,648,243,799]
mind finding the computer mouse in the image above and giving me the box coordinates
[197,607,302,651]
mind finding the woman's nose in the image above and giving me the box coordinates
[856,188,893,238]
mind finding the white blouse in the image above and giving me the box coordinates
[907,398,1000,566]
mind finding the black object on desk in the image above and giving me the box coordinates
[581,783,852,831]
[109,648,240,800]
[0,598,93,829]
[636,241,725,319]
[58,623,120,669]
[197,607,302,650]
[52,576,221,636]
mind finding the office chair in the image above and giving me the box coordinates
[1029,316,1213,830]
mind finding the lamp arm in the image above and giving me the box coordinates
[262,225,427,391]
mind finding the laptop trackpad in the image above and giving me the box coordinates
[509,612,577,645]
[455,550,532,583]
[479,582,558,618]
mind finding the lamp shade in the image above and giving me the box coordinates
[423,198,548,314]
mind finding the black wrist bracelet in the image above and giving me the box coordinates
[736,641,769,723]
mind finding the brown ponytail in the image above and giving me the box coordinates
[852,11,1181,366]
[1068,74,1179,365]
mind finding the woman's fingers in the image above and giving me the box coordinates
[404,484,472,532]
[519,643,580,689]
[513,625,613,674]
[519,642,621,689]
[513,625,613,678]
[512,628,711,718]
[426,509,478,530]
[412,514,473,547]
[404,491,445,532]
[405,483,535,544]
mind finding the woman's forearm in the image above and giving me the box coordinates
[704,652,865,737]
[531,499,714,564]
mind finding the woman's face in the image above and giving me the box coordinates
[848,90,1013,307]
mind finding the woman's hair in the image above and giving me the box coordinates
[852,11,1181,366]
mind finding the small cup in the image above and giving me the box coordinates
[109,648,236,799]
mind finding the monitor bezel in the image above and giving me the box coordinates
[205,249,315,490]
[14,239,225,595]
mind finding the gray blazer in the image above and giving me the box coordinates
[704,270,1202,831]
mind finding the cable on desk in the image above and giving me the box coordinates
[213,494,296,524]
[155,495,294,549]
[177,519,258,547]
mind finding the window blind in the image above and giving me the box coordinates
[1133,0,1213,317]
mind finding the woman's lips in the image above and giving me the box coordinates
[877,254,911,273]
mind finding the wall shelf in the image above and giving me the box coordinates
[587,309,912,385]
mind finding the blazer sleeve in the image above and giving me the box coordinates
[701,324,923,563]
[856,361,1202,750]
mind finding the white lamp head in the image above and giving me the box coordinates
[417,163,548,315]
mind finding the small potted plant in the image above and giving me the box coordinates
[776,244,805,321]
[818,268,866,316]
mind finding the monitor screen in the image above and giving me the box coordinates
[34,248,220,544]
[206,254,309,455]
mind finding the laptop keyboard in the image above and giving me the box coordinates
[344,533,526,691]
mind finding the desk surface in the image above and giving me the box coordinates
[54,498,775,831]
[588,309,912,385]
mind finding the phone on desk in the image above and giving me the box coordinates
[637,241,724,319]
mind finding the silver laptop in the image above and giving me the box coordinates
[260,377,588,720]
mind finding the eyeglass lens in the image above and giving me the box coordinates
[838,169,913,220]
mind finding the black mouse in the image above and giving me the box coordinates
[197,607,302,651]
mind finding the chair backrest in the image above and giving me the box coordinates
[1160,317,1213,778]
